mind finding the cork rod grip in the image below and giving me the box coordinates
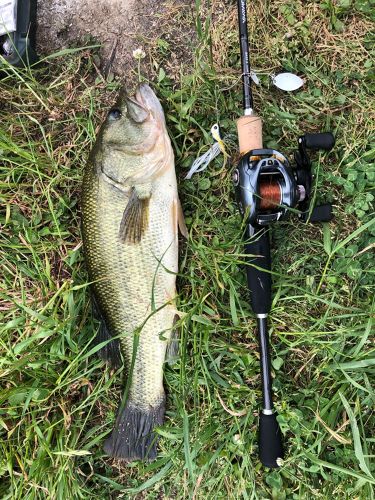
[237,115,263,155]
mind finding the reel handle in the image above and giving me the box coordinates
[244,227,271,315]
[302,132,335,151]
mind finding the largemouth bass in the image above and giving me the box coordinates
[81,84,186,461]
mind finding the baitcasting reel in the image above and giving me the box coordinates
[233,132,335,230]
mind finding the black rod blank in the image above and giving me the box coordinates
[257,316,273,411]
[236,0,254,112]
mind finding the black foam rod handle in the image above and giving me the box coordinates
[259,412,284,468]
[245,228,272,315]
[304,132,335,151]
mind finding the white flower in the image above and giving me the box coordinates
[132,48,146,60]
[233,434,244,445]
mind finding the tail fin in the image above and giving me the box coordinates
[104,398,165,461]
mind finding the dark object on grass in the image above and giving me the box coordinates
[233,0,335,469]
[0,0,38,68]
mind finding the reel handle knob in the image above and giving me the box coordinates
[301,203,333,223]
[301,132,335,151]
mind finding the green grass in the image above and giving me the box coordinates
[1,1,374,498]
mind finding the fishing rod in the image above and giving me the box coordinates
[234,0,335,468]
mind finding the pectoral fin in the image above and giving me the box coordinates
[119,188,150,244]
[172,198,188,238]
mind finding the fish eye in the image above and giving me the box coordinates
[108,108,122,121]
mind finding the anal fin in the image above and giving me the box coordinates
[92,294,122,368]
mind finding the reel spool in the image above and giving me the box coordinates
[258,181,282,211]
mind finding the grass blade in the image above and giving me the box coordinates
[339,393,373,479]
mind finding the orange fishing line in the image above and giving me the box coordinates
[259,181,281,210]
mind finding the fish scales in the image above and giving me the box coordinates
[84,167,177,401]
[81,84,185,461]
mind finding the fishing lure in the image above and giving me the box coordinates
[185,124,228,180]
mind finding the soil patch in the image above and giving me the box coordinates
[37,0,196,82]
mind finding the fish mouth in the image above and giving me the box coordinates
[135,84,165,122]
[124,84,164,124]
[125,91,150,124]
